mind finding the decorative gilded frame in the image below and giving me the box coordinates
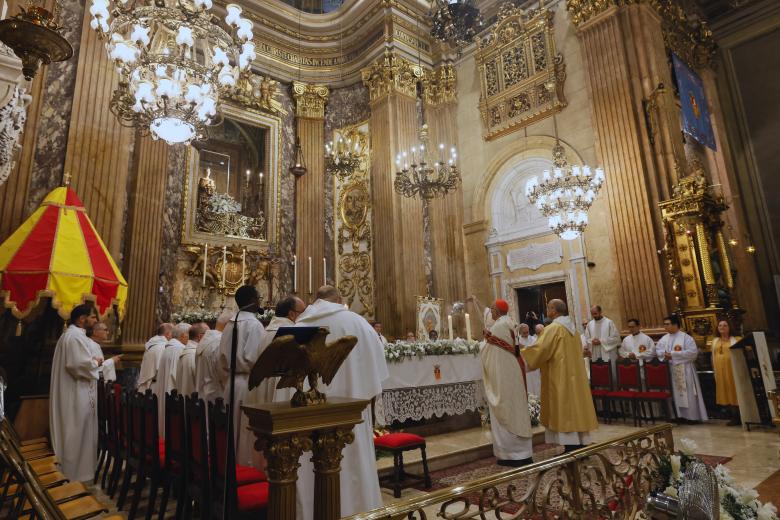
[182,102,282,251]
[475,7,567,141]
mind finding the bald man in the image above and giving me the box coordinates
[481,299,533,466]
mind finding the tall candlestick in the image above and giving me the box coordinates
[465,313,472,342]
[241,248,246,284]
[222,246,227,288]
[308,256,312,294]
[323,257,327,283]
[448,314,453,341]
[293,255,297,292]
[202,243,208,286]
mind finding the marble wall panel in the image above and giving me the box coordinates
[157,146,187,322]
[278,85,296,297]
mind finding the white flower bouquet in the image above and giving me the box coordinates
[383,338,479,362]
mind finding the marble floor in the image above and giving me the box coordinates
[377,420,780,510]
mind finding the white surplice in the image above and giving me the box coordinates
[655,331,707,421]
[195,330,224,403]
[518,334,540,396]
[481,315,532,460]
[218,311,268,468]
[87,338,116,382]
[49,325,100,482]
[176,340,198,398]
[137,335,167,392]
[585,317,621,362]
[154,338,185,436]
[619,332,656,364]
[294,300,389,520]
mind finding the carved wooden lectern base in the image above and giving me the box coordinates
[242,397,369,520]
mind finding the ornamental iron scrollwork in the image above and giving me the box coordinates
[476,6,567,141]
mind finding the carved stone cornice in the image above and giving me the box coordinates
[224,73,288,116]
[565,0,716,68]
[422,63,457,107]
[360,50,423,104]
[292,81,329,120]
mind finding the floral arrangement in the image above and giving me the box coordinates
[657,438,777,520]
[528,393,540,427]
[171,309,220,324]
[208,192,242,214]
[258,308,275,326]
[383,338,479,362]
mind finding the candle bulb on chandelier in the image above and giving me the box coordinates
[202,243,208,286]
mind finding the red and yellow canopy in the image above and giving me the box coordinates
[0,187,128,320]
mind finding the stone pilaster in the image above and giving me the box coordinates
[362,51,425,338]
[292,82,328,300]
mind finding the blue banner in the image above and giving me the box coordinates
[672,53,716,150]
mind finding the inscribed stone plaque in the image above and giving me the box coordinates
[507,241,563,271]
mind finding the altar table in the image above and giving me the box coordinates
[374,354,485,426]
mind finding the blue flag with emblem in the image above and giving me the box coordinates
[672,53,716,150]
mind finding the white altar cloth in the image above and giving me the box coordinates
[382,354,483,390]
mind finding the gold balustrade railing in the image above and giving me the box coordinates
[346,424,675,520]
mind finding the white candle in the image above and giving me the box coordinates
[465,313,472,342]
[222,246,227,288]
[323,257,327,283]
[448,314,453,341]
[344,303,349,310]
[293,255,297,292]
[241,248,246,284]
[202,243,208,286]
[308,256,312,294]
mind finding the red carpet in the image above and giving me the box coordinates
[755,469,780,507]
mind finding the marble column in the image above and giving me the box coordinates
[571,3,676,328]
[423,64,467,311]
[292,82,328,301]
[362,51,426,338]
[121,135,169,347]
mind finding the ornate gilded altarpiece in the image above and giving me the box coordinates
[475,6,567,141]
[332,122,375,319]
[175,75,286,308]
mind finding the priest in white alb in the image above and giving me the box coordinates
[584,305,621,373]
[256,295,306,404]
[481,299,533,467]
[137,323,172,392]
[49,304,119,482]
[154,322,190,436]
[176,322,208,397]
[518,323,541,396]
[218,285,268,468]
[294,285,389,520]
[656,315,708,422]
[196,311,231,404]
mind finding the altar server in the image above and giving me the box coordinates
[656,315,708,422]
[518,323,541,396]
[481,299,533,466]
[177,322,208,397]
[196,311,231,403]
[584,306,621,364]
[218,285,268,468]
[618,319,656,364]
[154,322,190,435]
[522,299,598,451]
[294,285,389,520]
[137,323,172,392]
[50,304,118,482]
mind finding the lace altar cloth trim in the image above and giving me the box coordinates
[374,381,485,425]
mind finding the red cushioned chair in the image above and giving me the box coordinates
[374,432,431,498]
[636,359,676,423]
[607,359,643,426]
[158,390,188,520]
[116,391,146,517]
[207,398,268,520]
[589,359,614,422]
[95,379,108,484]
[107,385,128,498]
[138,390,167,520]
[183,393,212,519]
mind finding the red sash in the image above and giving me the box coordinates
[485,330,528,395]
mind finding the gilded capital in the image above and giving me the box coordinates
[422,64,457,107]
[565,0,613,27]
[254,433,314,484]
[311,427,355,474]
[361,50,423,104]
[292,82,329,119]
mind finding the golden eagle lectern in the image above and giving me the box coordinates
[248,327,357,407]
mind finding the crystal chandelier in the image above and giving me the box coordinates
[525,141,605,240]
[394,124,459,200]
[325,136,361,180]
[430,0,483,48]
[88,0,255,145]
